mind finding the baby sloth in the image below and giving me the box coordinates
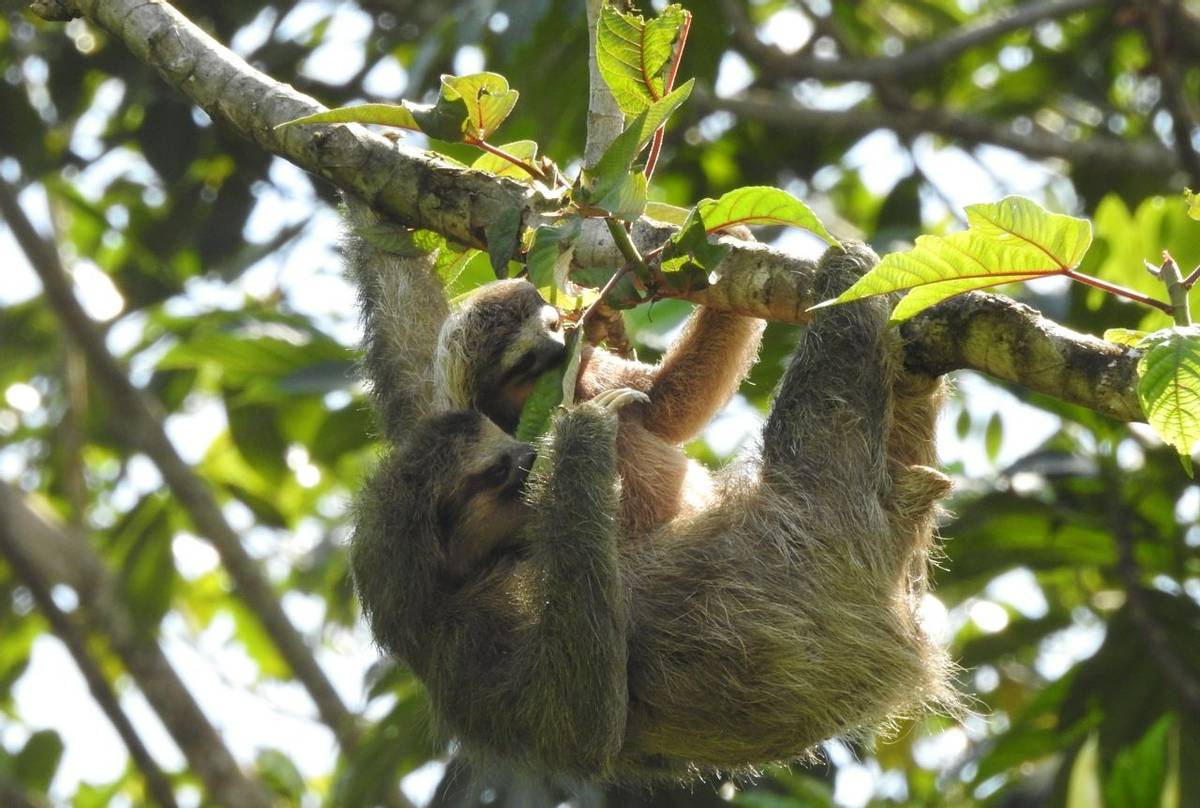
[345,197,765,533]
[439,288,764,531]
[351,241,957,781]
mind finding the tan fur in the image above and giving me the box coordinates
[350,242,958,782]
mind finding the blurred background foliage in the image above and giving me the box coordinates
[1,0,1199,806]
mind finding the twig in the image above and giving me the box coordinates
[0,179,362,754]
[1063,268,1174,314]
[0,528,181,808]
[643,10,692,183]
[720,0,1103,82]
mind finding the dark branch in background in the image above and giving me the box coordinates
[1104,466,1200,719]
[0,484,274,808]
[0,528,181,808]
[1142,0,1200,186]
[720,0,1104,82]
[0,181,362,754]
[693,86,1180,180]
[24,1,1148,425]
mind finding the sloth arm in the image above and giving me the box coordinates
[432,404,630,775]
[342,196,449,441]
[579,308,765,445]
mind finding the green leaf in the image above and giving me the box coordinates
[592,171,648,221]
[485,207,523,278]
[228,601,290,679]
[659,206,728,292]
[1066,734,1104,808]
[1185,188,1200,222]
[257,749,306,802]
[471,139,538,180]
[645,201,690,225]
[1104,715,1177,808]
[1105,328,1151,347]
[527,218,581,297]
[580,79,694,210]
[1134,326,1200,475]
[514,329,581,442]
[817,196,1092,321]
[439,72,518,140]
[697,186,840,245]
[596,3,689,115]
[14,729,63,793]
[984,411,1003,462]
[274,103,422,132]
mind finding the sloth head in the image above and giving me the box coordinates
[434,279,567,433]
[350,410,536,659]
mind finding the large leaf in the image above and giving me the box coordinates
[275,72,517,143]
[1105,715,1178,808]
[596,3,689,114]
[579,79,694,215]
[526,218,582,296]
[697,186,839,245]
[1133,326,1200,474]
[819,196,1092,321]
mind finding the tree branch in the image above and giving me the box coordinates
[0,179,359,749]
[720,0,1104,82]
[693,86,1180,179]
[27,0,1147,426]
[0,484,274,808]
[0,525,181,808]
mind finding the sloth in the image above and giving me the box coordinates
[350,240,957,781]
[344,197,765,532]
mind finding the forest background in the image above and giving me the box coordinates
[1,1,1199,806]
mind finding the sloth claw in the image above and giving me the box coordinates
[590,387,650,412]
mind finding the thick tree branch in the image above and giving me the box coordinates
[0,527,180,808]
[0,484,273,808]
[29,0,1146,425]
[693,87,1180,179]
[0,180,359,749]
[720,0,1104,82]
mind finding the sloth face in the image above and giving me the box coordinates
[433,413,537,578]
[441,280,568,433]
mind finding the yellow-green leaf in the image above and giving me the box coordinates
[819,196,1092,321]
[471,140,538,180]
[596,3,689,115]
[275,103,422,131]
[1104,328,1151,347]
[1067,734,1104,808]
[1135,326,1200,475]
[645,201,690,225]
[697,186,839,245]
[1185,188,1200,222]
[441,72,518,140]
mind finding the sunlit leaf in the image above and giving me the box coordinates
[471,139,538,180]
[1104,328,1151,347]
[698,186,839,245]
[596,3,689,114]
[274,103,422,132]
[645,201,690,225]
[1134,327,1200,475]
[660,206,727,291]
[1185,188,1200,222]
[817,196,1092,321]
[440,72,519,140]
[257,749,305,802]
